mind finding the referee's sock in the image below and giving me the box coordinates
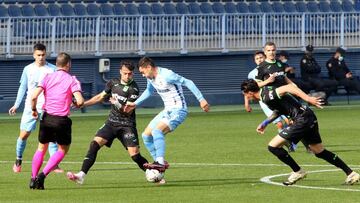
[315,149,353,175]
[268,146,301,172]
[81,141,101,174]
[42,150,65,176]
[31,150,45,178]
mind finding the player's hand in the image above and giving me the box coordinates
[32,110,38,119]
[266,73,276,84]
[244,104,252,112]
[256,123,266,134]
[307,96,324,109]
[9,106,17,116]
[346,72,353,78]
[124,102,136,113]
[200,99,210,112]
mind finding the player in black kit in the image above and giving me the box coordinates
[255,42,296,89]
[67,60,149,185]
[241,79,360,186]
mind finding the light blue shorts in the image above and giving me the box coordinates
[259,100,284,124]
[20,108,42,132]
[148,108,188,131]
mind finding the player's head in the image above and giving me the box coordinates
[138,57,156,79]
[241,79,260,101]
[33,43,47,66]
[335,47,346,61]
[56,52,71,71]
[278,50,289,63]
[120,60,135,83]
[263,42,277,61]
[254,51,265,65]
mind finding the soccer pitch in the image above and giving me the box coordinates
[1,104,360,203]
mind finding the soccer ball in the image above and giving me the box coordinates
[145,169,164,182]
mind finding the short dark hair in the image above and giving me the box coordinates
[278,50,289,59]
[306,45,314,52]
[138,57,155,69]
[264,41,276,48]
[241,79,260,93]
[120,60,135,71]
[33,43,46,51]
[254,51,265,58]
[56,52,71,67]
[336,47,346,55]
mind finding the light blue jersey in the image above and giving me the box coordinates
[136,67,204,131]
[15,62,56,131]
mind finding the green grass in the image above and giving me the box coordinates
[1,104,360,203]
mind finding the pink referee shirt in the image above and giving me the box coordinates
[39,70,82,116]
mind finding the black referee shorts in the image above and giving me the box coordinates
[279,110,322,145]
[96,122,139,149]
[38,112,72,145]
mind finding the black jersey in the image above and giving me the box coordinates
[260,86,313,120]
[255,59,287,88]
[326,57,350,80]
[104,78,139,127]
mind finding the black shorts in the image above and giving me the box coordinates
[96,122,139,148]
[279,110,322,145]
[38,112,72,145]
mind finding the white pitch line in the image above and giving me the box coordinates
[260,168,360,192]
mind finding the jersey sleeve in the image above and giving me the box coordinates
[14,67,28,108]
[70,76,82,93]
[165,71,204,102]
[103,80,113,95]
[127,82,140,102]
[134,80,155,106]
[254,66,264,82]
[247,68,258,80]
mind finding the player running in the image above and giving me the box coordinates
[241,79,360,185]
[67,61,149,185]
[125,57,210,177]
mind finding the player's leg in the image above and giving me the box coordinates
[14,110,36,172]
[122,127,148,171]
[30,142,48,189]
[142,111,166,161]
[67,123,112,184]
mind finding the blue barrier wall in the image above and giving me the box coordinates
[1,50,359,113]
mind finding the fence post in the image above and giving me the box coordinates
[180,15,187,54]
[95,16,102,56]
[6,18,13,58]
[221,14,228,53]
[262,13,266,46]
[340,13,345,48]
[138,16,145,55]
[301,13,306,50]
[50,17,57,57]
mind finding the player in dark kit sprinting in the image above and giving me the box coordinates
[241,79,360,185]
[67,60,149,184]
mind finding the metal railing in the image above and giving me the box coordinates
[1,12,360,57]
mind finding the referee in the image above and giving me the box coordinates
[29,52,84,190]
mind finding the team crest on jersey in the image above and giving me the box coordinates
[123,86,129,92]
[277,62,282,67]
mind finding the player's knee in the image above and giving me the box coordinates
[86,141,101,159]
[151,129,164,139]
[268,145,287,157]
[142,133,152,141]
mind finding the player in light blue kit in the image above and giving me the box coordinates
[8,43,62,173]
[125,57,210,175]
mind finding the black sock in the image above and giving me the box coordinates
[315,149,353,175]
[131,153,148,171]
[268,146,301,172]
[81,141,101,174]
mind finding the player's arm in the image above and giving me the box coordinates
[275,84,323,108]
[172,74,209,112]
[30,87,44,119]
[83,91,107,107]
[9,70,28,115]
[255,75,276,88]
[256,110,280,134]
[284,76,297,86]
[124,81,154,113]
[244,95,252,112]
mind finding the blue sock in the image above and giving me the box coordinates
[48,142,58,157]
[142,133,156,160]
[16,138,26,159]
[152,129,166,162]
